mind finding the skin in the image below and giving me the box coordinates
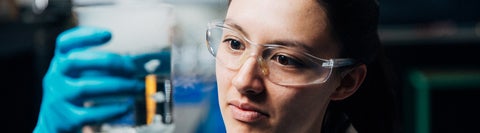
[216,0,367,133]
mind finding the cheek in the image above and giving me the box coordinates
[215,62,234,101]
[272,82,338,120]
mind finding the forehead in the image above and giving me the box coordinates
[226,0,336,57]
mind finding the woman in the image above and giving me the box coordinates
[34,0,397,132]
[208,0,397,132]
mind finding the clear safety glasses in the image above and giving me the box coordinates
[205,20,355,86]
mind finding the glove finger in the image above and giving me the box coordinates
[39,80,141,132]
[66,77,144,100]
[36,98,129,132]
[60,50,136,77]
[81,104,132,125]
[67,103,132,128]
[56,26,111,54]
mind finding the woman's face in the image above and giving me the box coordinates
[216,0,342,132]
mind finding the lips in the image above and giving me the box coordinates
[228,101,268,122]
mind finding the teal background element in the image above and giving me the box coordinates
[406,69,480,133]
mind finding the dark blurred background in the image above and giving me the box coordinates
[1,0,479,132]
[1,0,73,132]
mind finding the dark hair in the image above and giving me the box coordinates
[320,0,398,133]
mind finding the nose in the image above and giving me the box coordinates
[232,56,265,95]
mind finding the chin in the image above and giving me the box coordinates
[225,125,269,133]
[223,117,273,133]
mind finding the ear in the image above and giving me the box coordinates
[330,64,367,101]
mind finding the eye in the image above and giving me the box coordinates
[271,54,305,68]
[223,38,245,51]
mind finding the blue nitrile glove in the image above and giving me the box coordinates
[33,27,146,133]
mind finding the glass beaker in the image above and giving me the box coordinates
[72,0,176,132]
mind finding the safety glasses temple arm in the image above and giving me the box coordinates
[320,58,355,68]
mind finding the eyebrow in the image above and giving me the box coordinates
[224,18,309,50]
[224,19,249,38]
[270,39,310,51]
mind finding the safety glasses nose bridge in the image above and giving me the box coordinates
[236,44,270,76]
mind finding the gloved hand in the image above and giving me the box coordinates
[33,27,146,133]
